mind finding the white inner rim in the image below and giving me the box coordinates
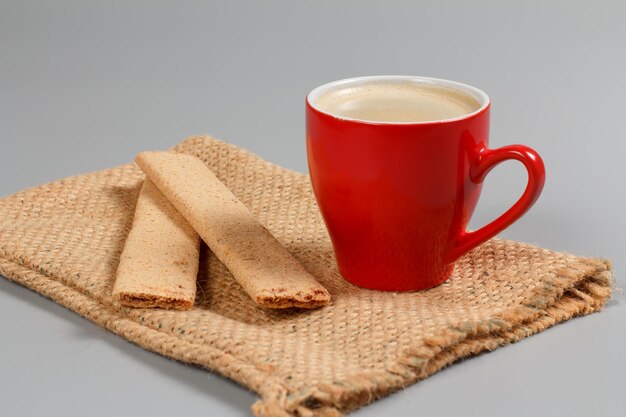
[307,75,490,124]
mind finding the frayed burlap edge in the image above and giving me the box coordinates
[251,258,613,417]
[0,258,284,402]
[0,252,612,417]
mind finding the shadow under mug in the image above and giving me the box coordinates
[306,76,546,291]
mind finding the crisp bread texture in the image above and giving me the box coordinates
[135,151,330,309]
[112,180,200,310]
[0,135,613,417]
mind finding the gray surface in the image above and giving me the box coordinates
[1,1,624,416]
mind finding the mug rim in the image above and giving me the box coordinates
[306,75,491,126]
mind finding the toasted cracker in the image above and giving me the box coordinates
[135,151,330,309]
[112,180,201,310]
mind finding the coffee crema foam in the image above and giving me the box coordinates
[314,82,481,123]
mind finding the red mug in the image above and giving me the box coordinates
[306,76,545,291]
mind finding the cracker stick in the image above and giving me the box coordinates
[135,151,330,309]
[112,180,201,310]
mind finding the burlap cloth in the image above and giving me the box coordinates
[0,135,613,417]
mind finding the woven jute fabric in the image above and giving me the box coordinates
[0,135,613,417]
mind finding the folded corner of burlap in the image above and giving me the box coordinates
[0,135,614,417]
[252,255,614,417]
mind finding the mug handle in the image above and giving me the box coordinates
[448,143,546,261]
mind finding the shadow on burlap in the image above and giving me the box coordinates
[0,136,613,417]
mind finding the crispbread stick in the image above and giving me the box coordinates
[112,180,200,310]
[135,151,330,309]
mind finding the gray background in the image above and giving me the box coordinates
[1,1,624,416]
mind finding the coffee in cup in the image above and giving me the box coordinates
[314,80,481,123]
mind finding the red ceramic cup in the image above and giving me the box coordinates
[306,76,545,291]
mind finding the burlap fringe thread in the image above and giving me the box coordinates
[0,135,613,417]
